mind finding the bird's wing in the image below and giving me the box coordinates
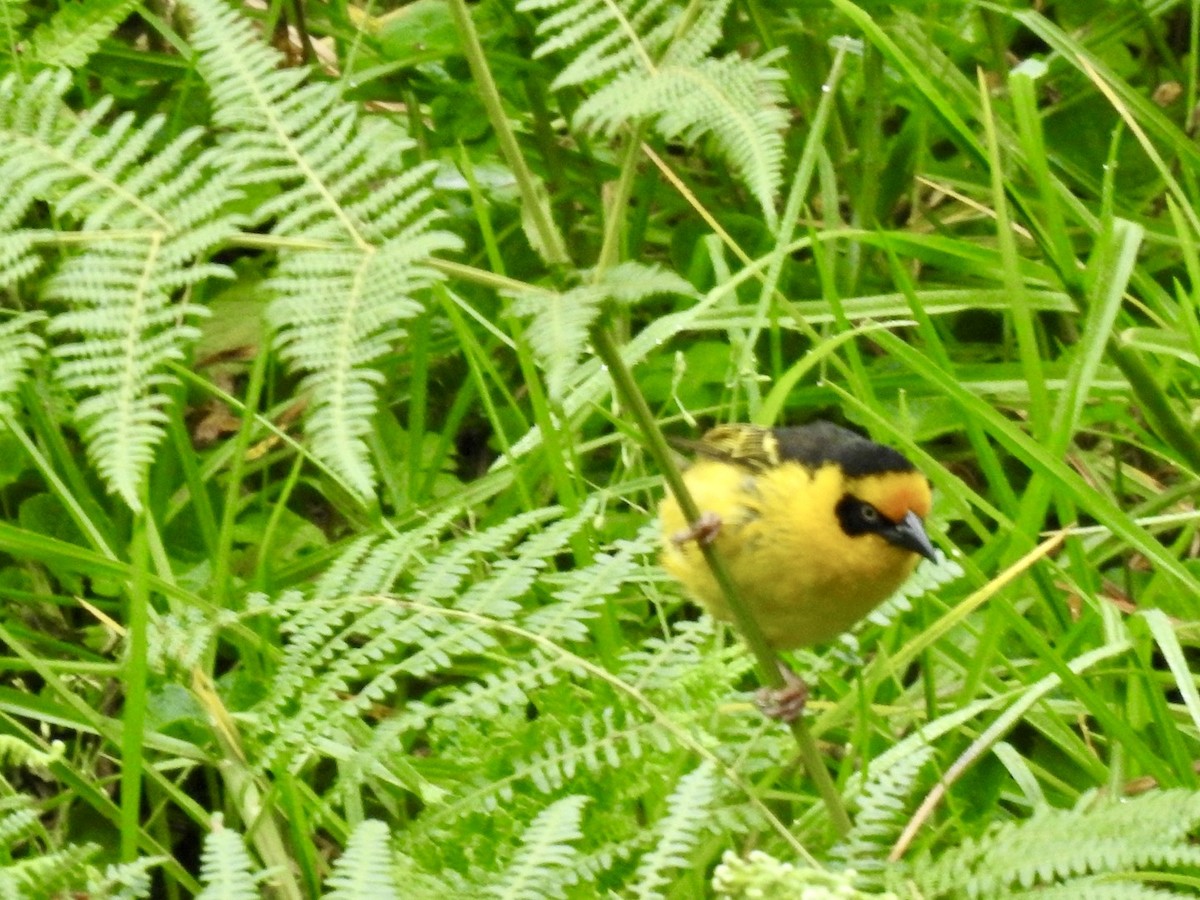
[670,425,780,471]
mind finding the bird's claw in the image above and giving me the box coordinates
[755,661,808,723]
[672,511,722,546]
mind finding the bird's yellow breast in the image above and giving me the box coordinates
[659,460,928,649]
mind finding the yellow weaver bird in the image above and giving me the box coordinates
[659,422,936,699]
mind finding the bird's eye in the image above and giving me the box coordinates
[833,494,890,537]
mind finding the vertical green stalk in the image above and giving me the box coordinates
[211,344,270,613]
[447,0,568,265]
[978,70,1050,440]
[590,323,852,837]
[1107,347,1200,470]
[120,509,149,861]
[436,291,536,511]
[851,42,885,246]
[597,131,647,273]
[742,48,849,415]
[165,396,219,558]
[407,312,431,501]
[254,453,306,593]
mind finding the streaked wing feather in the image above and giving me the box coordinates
[671,425,780,470]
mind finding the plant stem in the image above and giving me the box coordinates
[590,322,852,837]
[447,0,568,266]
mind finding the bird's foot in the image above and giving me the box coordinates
[672,511,722,546]
[755,661,808,723]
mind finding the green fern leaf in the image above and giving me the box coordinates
[314,506,465,597]
[0,233,41,286]
[1007,880,1193,899]
[576,52,788,221]
[630,760,718,898]
[511,262,693,400]
[0,798,39,852]
[0,0,29,58]
[253,507,587,765]
[408,506,563,602]
[831,744,935,888]
[184,0,462,498]
[905,789,1200,898]
[196,816,260,900]
[519,0,786,223]
[713,851,891,900]
[325,820,401,900]
[0,794,99,899]
[335,713,450,806]
[489,795,588,900]
[0,313,44,424]
[521,707,652,801]
[0,71,237,510]
[520,0,684,89]
[525,521,660,641]
[86,857,159,900]
[25,0,141,67]
[0,844,98,899]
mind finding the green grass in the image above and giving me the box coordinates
[0,0,1198,896]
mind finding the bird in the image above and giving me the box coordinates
[659,421,937,718]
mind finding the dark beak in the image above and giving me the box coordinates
[883,510,938,563]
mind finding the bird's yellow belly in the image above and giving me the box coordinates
[660,460,919,650]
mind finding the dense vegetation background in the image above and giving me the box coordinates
[0,0,1199,896]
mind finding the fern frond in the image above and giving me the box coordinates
[0,735,64,773]
[0,843,98,899]
[831,744,935,888]
[247,507,726,893]
[25,0,141,67]
[0,798,39,851]
[196,816,260,900]
[393,851,480,900]
[148,606,238,674]
[391,618,751,890]
[334,713,450,806]
[408,506,565,603]
[313,506,465,598]
[0,233,41,286]
[519,0,786,223]
[488,795,588,900]
[405,704,659,833]
[1007,880,1190,900]
[630,760,718,898]
[253,507,591,765]
[903,789,1200,898]
[522,529,654,642]
[863,553,965,630]
[0,793,98,898]
[0,69,236,509]
[576,52,788,221]
[511,262,693,399]
[411,649,562,727]
[619,616,722,689]
[184,0,462,498]
[510,289,598,402]
[325,820,400,900]
[453,504,599,618]
[253,597,433,765]
[522,707,651,797]
[0,0,29,60]
[87,857,161,900]
[0,313,44,423]
[522,0,680,89]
